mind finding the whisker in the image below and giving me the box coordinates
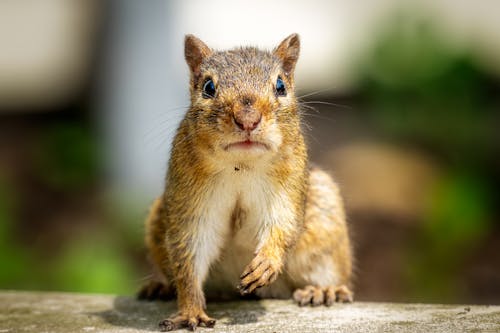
[136,274,154,282]
[299,104,320,114]
[300,100,352,110]
[142,109,187,153]
[302,113,337,122]
[148,105,190,123]
[143,124,180,151]
[297,86,339,99]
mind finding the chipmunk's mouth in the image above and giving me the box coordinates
[224,139,269,152]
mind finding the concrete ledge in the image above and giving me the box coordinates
[1,291,499,332]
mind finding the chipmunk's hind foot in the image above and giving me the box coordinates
[293,285,353,306]
[138,280,175,301]
[159,310,216,331]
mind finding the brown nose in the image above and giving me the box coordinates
[233,110,262,131]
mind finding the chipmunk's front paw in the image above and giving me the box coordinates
[238,253,281,295]
[159,309,215,331]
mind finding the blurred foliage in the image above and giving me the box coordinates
[359,14,498,167]
[0,173,138,294]
[51,232,136,294]
[33,122,99,191]
[0,175,35,289]
[407,173,492,301]
[425,174,491,248]
[0,120,140,294]
[357,12,498,302]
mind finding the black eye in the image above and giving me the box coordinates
[202,78,216,98]
[276,76,286,97]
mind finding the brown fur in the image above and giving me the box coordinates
[139,34,353,331]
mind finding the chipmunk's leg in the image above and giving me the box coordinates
[157,237,217,331]
[160,209,229,331]
[286,168,354,306]
[138,198,175,301]
[238,193,300,295]
[158,265,216,332]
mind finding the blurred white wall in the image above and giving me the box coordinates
[0,0,98,110]
[99,0,186,205]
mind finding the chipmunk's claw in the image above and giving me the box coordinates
[238,254,279,295]
[293,285,353,307]
[159,319,176,332]
[159,310,216,331]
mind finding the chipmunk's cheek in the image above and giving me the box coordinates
[219,115,239,138]
[260,119,283,152]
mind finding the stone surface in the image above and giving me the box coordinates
[1,291,499,332]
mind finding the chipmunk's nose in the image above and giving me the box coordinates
[233,109,262,132]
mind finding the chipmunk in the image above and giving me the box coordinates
[138,34,353,331]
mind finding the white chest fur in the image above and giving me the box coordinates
[191,165,292,287]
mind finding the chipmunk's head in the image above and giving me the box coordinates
[184,34,301,162]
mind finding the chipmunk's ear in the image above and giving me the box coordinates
[185,35,212,78]
[273,33,300,74]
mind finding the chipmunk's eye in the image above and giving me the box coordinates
[275,76,286,97]
[202,78,216,98]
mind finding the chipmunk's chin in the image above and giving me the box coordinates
[224,139,270,153]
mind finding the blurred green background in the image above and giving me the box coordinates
[0,1,498,304]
